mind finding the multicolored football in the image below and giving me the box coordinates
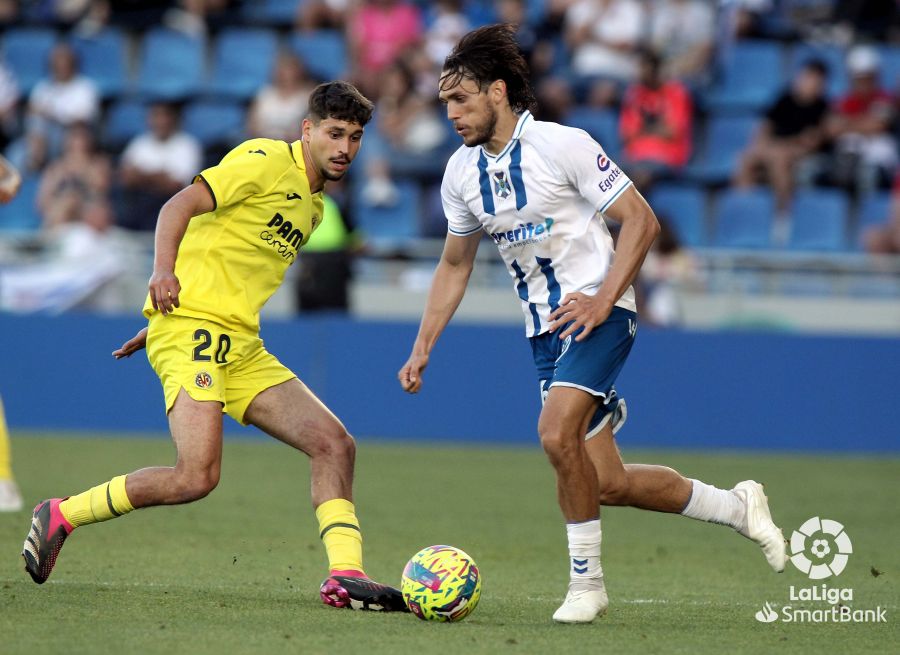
[400,545,482,622]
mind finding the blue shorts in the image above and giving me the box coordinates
[530,306,636,438]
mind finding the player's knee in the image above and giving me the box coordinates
[597,474,630,506]
[173,466,220,502]
[538,425,579,467]
[309,424,356,463]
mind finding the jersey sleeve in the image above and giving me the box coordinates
[196,141,284,210]
[440,164,481,236]
[556,128,633,215]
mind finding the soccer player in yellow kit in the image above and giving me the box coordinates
[22,81,407,611]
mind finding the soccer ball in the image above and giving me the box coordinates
[400,545,482,622]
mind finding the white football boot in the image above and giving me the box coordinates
[552,581,609,624]
[733,480,787,572]
[0,478,23,512]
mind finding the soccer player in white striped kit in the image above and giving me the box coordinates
[399,25,787,623]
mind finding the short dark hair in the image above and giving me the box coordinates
[441,24,536,114]
[801,58,829,78]
[307,81,374,126]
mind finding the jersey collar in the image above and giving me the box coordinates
[289,140,305,171]
[482,110,533,161]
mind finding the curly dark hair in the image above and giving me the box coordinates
[441,24,536,114]
[307,81,374,126]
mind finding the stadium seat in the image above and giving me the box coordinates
[855,191,892,249]
[1,28,57,95]
[0,176,41,234]
[704,40,786,113]
[878,46,900,91]
[686,115,758,184]
[136,28,205,100]
[352,180,421,243]
[287,31,347,82]
[712,187,775,249]
[241,0,299,26]
[208,29,278,100]
[562,108,621,160]
[790,43,848,98]
[183,100,246,148]
[70,29,128,99]
[102,98,148,149]
[649,185,707,247]
[787,189,849,251]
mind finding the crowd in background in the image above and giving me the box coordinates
[0,0,899,268]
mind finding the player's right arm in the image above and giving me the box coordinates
[149,181,215,315]
[398,231,480,394]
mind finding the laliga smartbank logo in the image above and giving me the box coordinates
[754,517,887,624]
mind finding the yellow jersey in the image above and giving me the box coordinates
[142,138,324,333]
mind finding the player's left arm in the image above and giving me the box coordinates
[549,185,659,341]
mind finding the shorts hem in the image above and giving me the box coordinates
[231,373,298,426]
[549,381,611,400]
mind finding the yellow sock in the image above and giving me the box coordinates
[59,475,135,528]
[0,396,12,480]
[316,498,364,574]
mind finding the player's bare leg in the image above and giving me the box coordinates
[244,378,407,611]
[538,386,608,623]
[23,390,224,583]
[585,423,787,572]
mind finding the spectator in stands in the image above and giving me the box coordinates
[20,43,100,172]
[247,51,317,142]
[116,102,201,231]
[360,58,446,205]
[536,76,575,123]
[297,0,350,30]
[564,0,645,82]
[619,50,693,191]
[0,59,19,154]
[424,0,471,68]
[37,123,112,232]
[832,0,899,43]
[163,0,230,38]
[348,0,422,98]
[734,59,830,210]
[825,46,897,195]
[862,171,900,254]
[648,0,715,86]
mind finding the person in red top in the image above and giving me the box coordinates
[826,45,897,193]
[619,50,693,191]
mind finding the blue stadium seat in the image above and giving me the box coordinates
[241,0,299,26]
[713,188,775,249]
[686,115,758,184]
[70,29,127,99]
[878,46,900,91]
[1,28,57,95]
[649,185,707,247]
[102,98,148,148]
[0,176,41,233]
[183,100,246,147]
[704,41,786,113]
[562,108,621,160]
[136,28,205,100]
[353,180,421,243]
[855,191,892,249]
[287,31,347,82]
[787,189,849,251]
[208,29,278,100]
[790,43,848,98]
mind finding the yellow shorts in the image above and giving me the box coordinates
[146,314,296,424]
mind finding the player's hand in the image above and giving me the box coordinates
[113,327,148,359]
[398,353,429,394]
[149,271,181,315]
[0,169,21,204]
[548,292,614,342]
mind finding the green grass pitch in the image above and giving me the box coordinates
[1,434,897,654]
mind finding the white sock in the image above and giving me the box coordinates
[566,519,603,589]
[680,479,746,530]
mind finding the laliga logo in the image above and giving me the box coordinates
[789,517,852,580]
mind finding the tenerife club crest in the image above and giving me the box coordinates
[493,171,512,199]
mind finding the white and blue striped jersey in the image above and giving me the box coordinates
[441,110,636,337]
